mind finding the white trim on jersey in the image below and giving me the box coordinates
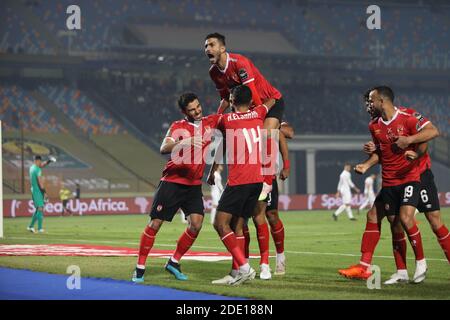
[218,53,230,74]
[242,78,255,85]
[379,109,399,126]
[417,120,430,131]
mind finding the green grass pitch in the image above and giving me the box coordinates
[1,209,449,300]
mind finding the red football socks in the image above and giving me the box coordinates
[406,224,425,261]
[360,222,381,267]
[173,228,199,262]
[270,219,285,254]
[392,232,407,270]
[137,225,157,266]
[221,231,246,267]
[434,225,450,263]
[232,236,246,270]
[256,223,270,265]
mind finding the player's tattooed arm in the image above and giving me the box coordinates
[395,122,440,150]
[354,152,379,175]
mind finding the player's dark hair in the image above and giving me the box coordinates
[205,32,226,46]
[373,86,394,102]
[178,92,198,111]
[34,155,42,161]
[231,85,252,106]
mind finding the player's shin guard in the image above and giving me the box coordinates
[173,228,199,262]
[243,224,250,260]
[406,224,425,261]
[360,222,381,267]
[232,236,246,271]
[221,232,246,267]
[137,225,157,266]
[256,223,270,265]
[392,232,407,270]
[434,225,450,263]
[270,219,285,254]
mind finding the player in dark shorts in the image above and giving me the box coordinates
[205,32,285,200]
[339,86,444,284]
[132,92,221,283]
[360,91,449,284]
[207,85,276,285]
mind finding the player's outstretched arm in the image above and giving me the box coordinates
[395,122,440,149]
[354,152,379,175]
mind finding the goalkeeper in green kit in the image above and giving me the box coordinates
[27,155,56,233]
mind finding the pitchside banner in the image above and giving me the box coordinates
[3,192,450,217]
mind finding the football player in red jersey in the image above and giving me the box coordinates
[358,91,449,284]
[132,93,221,283]
[338,86,441,284]
[208,85,276,285]
[204,32,287,201]
[205,32,292,278]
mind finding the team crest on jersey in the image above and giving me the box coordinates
[396,125,404,135]
[157,205,163,212]
[385,203,390,211]
[238,68,249,81]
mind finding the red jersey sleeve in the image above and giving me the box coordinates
[401,107,430,131]
[165,122,182,141]
[206,114,222,129]
[236,58,262,105]
[405,114,422,135]
[255,105,268,120]
[236,57,256,85]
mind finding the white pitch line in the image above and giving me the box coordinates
[3,236,448,262]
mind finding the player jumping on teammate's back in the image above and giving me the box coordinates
[132,93,221,283]
[205,32,284,201]
[338,86,441,284]
[208,85,276,285]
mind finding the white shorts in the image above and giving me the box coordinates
[340,190,352,205]
[367,193,375,204]
[211,190,221,206]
